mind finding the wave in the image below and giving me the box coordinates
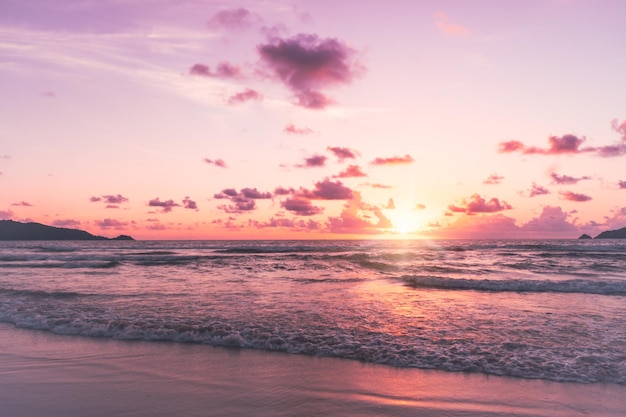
[400,275,626,295]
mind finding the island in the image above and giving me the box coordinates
[578,227,626,240]
[0,220,134,241]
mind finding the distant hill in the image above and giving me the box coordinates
[0,220,134,241]
[594,227,626,239]
[578,227,626,240]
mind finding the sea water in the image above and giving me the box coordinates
[0,239,624,385]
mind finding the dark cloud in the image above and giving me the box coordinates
[296,154,327,168]
[102,194,129,204]
[51,219,81,227]
[559,191,592,202]
[333,164,367,178]
[284,124,313,135]
[274,186,295,196]
[204,158,227,168]
[448,194,513,214]
[183,197,198,210]
[11,201,33,207]
[298,179,353,200]
[215,187,272,214]
[189,62,241,78]
[483,173,504,185]
[619,180,626,189]
[281,197,323,216]
[227,88,263,105]
[257,33,362,109]
[148,198,181,213]
[528,183,550,197]
[327,146,357,161]
[370,154,414,165]
[550,172,591,185]
[96,218,129,229]
[207,8,260,31]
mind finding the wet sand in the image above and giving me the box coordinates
[0,323,624,417]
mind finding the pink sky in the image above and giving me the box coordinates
[1,0,625,239]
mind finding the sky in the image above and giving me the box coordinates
[1,0,626,240]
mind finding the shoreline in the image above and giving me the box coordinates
[1,323,624,417]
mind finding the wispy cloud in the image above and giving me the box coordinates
[434,12,469,36]
[559,190,592,202]
[483,173,504,185]
[333,164,367,178]
[227,88,263,104]
[370,154,414,165]
[204,158,227,168]
[550,172,591,185]
[284,124,313,135]
[327,146,358,161]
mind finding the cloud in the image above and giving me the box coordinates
[284,124,313,135]
[183,196,198,210]
[333,164,367,178]
[385,198,396,209]
[612,119,626,141]
[96,218,129,229]
[521,206,578,234]
[619,180,626,189]
[550,172,591,185]
[148,198,181,213]
[52,219,81,227]
[11,201,33,207]
[361,182,392,189]
[274,186,295,196]
[227,88,263,104]
[215,187,272,214]
[327,192,392,234]
[89,194,129,209]
[204,158,227,168]
[41,91,56,98]
[327,146,358,161]
[189,62,241,78]
[298,179,353,200]
[207,8,260,31]
[370,154,414,165]
[415,204,426,210]
[434,12,469,36]
[448,194,513,214]
[281,197,323,216]
[257,33,362,109]
[0,209,14,220]
[527,183,550,197]
[559,191,592,202]
[296,154,327,168]
[483,173,504,185]
[499,121,626,157]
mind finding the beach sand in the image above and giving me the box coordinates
[1,323,623,417]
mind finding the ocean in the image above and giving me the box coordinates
[1,239,624,385]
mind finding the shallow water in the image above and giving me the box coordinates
[1,239,625,384]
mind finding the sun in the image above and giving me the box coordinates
[388,210,423,235]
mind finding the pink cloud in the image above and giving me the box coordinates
[611,119,626,141]
[528,183,550,197]
[333,164,367,178]
[298,179,353,200]
[448,194,513,214]
[274,186,295,196]
[327,146,358,161]
[559,191,592,202]
[96,218,129,229]
[619,180,626,189]
[41,91,56,98]
[11,201,33,207]
[241,188,272,199]
[327,192,392,234]
[227,88,263,105]
[385,198,396,209]
[183,196,198,210]
[483,173,504,185]
[148,198,181,213]
[103,194,128,204]
[281,197,323,216]
[434,12,469,36]
[189,62,241,78]
[297,154,327,168]
[51,219,81,227]
[370,154,414,165]
[204,158,227,168]
[361,182,392,189]
[521,206,578,234]
[257,33,362,109]
[207,8,260,31]
[550,172,591,185]
[284,124,313,135]
[0,209,14,220]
